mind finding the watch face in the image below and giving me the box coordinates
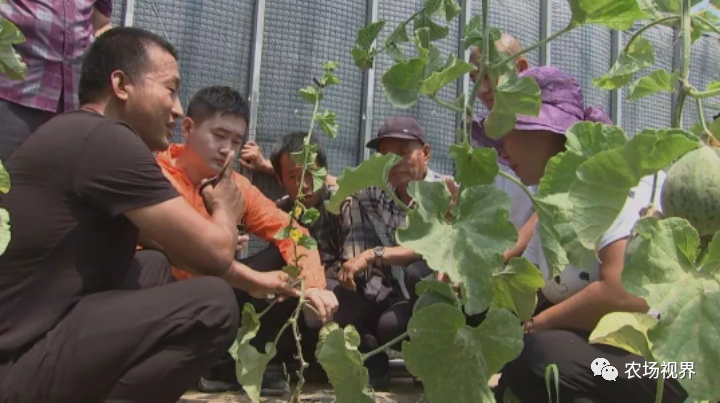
[374,246,385,257]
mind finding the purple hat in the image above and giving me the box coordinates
[366,116,428,150]
[472,66,612,152]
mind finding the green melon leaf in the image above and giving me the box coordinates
[492,257,545,321]
[0,208,10,255]
[626,70,678,101]
[317,325,375,403]
[534,122,628,277]
[569,129,701,250]
[568,0,647,30]
[352,45,375,70]
[463,15,502,50]
[589,312,657,360]
[593,37,654,90]
[301,207,320,226]
[356,21,386,49]
[414,13,449,42]
[298,234,318,250]
[237,342,276,403]
[622,218,720,399]
[484,73,542,139]
[282,264,301,278]
[381,58,429,108]
[403,306,523,403]
[327,153,401,214]
[449,142,499,188]
[424,0,462,22]
[298,86,323,103]
[310,166,327,193]
[419,54,476,96]
[316,110,339,139]
[0,17,27,80]
[229,304,270,403]
[397,182,517,315]
[0,159,9,193]
[414,279,462,315]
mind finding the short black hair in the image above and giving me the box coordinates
[270,131,328,179]
[186,86,249,126]
[79,27,177,105]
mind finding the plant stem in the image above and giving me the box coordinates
[624,16,678,57]
[654,375,664,403]
[489,25,575,72]
[289,280,308,403]
[653,1,694,207]
[498,169,536,203]
[258,299,278,319]
[386,187,411,213]
[695,15,720,39]
[430,94,464,113]
[697,97,718,142]
[373,10,423,57]
[273,313,293,347]
[689,86,720,98]
[362,331,409,362]
[672,1,692,130]
[465,0,491,120]
[304,302,321,317]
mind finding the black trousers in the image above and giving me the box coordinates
[0,250,239,403]
[322,260,434,375]
[0,99,57,162]
[205,245,302,379]
[495,328,688,403]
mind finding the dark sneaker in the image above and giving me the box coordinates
[197,376,241,393]
[261,366,291,396]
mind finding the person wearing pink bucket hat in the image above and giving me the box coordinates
[492,67,686,402]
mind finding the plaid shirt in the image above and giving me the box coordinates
[0,0,112,112]
[340,169,446,291]
[277,186,344,277]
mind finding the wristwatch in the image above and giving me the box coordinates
[373,246,385,269]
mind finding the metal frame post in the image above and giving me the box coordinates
[359,0,379,162]
[247,0,266,145]
[122,0,136,27]
[540,0,551,65]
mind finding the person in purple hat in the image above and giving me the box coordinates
[335,116,448,388]
[469,35,537,263]
[493,67,687,402]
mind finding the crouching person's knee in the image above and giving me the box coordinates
[189,277,239,352]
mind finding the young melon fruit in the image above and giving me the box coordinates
[661,146,720,237]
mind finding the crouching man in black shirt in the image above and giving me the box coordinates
[0,28,296,402]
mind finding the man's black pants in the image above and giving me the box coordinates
[0,250,239,403]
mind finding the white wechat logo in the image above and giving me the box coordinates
[591,358,618,381]
[602,365,619,381]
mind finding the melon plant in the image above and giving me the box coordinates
[662,146,720,237]
[236,0,720,402]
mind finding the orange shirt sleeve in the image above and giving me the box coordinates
[235,175,326,290]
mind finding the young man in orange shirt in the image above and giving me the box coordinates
[141,86,338,395]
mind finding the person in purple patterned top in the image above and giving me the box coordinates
[0,0,112,161]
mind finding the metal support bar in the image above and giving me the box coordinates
[539,0,551,65]
[237,0,267,260]
[455,0,472,136]
[122,0,136,27]
[359,0,379,162]
[610,30,623,126]
[247,0,266,145]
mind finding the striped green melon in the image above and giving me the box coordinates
[661,146,720,237]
